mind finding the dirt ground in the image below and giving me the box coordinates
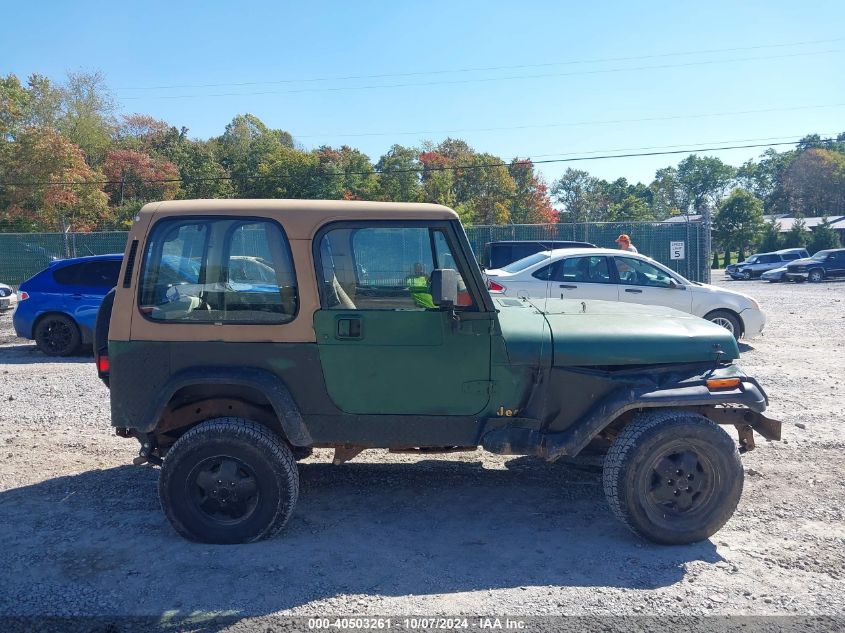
[0,273,843,622]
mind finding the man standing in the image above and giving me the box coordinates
[615,234,638,253]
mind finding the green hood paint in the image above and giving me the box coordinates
[494,297,739,367]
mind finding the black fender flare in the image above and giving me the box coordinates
[543,379,770,459]
[141,366,312,446]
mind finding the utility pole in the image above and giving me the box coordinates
[702,207,712,284]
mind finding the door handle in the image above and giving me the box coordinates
[625,288,643,294]
[559,284,577,289]
[336,316,362,339]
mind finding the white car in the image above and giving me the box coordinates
[484,248,765,339]
[0,283,17,311]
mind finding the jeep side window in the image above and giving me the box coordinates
[317,225,474,310]
[139,218,298,323]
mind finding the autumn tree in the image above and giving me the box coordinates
[781,149,845,216]
[101,149,180,205]
[419,150,456,208]
[508,159,556,224]
[313,145,378,200]
[0,127,108,230]
[453,153,514,225]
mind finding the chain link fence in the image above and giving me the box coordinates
[0,220,708,287]
[464,220,708,282]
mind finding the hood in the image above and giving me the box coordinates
[787,257,818,267]
[495,297,739,367]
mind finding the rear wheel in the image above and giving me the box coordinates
[704,309,741,340]
[159,418,299,544]
[603,410,743,545]
[808,268,825,283]
[34,314,81,356]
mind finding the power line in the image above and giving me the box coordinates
[116,36,845,91]
[118,49,844,100]
[292,103,845,139]
[2,137,838,188]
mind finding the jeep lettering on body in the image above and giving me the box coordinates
[96,199,781,545]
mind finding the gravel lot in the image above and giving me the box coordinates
[0,274,843,624]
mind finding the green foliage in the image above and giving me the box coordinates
[723,250,731,266]
[3,70,845,234]
[757,218,783,252]
[0,126,109,230]
[713,189,764,252]
[783,216,808,249]
[375,145,423,202]
[809,217,842,253]
[711,252,720,269]
[676,155,736,214]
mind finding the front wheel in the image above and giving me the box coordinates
[603,410,743,545]
[159,418,299,544]
[741,270,752,280]
[704,310,741,340]
[808,268,825,283]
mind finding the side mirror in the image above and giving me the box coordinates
[431,269,458,308]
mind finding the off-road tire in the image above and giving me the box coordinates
[603,409,743,545]
[808,268,825,283]
[703,309,742,340]
[34,313,81,356]
[159,418,299,544]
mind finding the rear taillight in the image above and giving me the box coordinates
[96,354,109,374]
[488,280,505,293]
[19,291,29,301]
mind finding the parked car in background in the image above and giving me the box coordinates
[13,255,123,356]
[482,240,595,269]
[727,248,809,280]
[485,248,765,339]
[0,283,17,311]
[784,248,845,283]
[761,265,789,283]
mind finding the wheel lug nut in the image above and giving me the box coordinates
[667,479,674,485]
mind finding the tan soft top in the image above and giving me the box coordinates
[140,199,459,240]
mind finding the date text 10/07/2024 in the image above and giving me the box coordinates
[307,618,528,630]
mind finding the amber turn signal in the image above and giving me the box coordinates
[706,377,741,390]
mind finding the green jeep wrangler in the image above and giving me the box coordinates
[96,199,781,545]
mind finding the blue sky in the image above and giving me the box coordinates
[2,1,843,186]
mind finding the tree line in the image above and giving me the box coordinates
[2,71,844,254]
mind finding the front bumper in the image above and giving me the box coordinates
[0,294,17,310]
[785,272,808,281]
[739,308,766,339]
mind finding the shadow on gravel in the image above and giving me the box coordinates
[0,457,723,622]
[738,342,755,353]
[0,343,92,364]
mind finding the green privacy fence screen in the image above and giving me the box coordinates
[0,220,708,287]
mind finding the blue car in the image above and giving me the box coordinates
[13,254,123,356]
